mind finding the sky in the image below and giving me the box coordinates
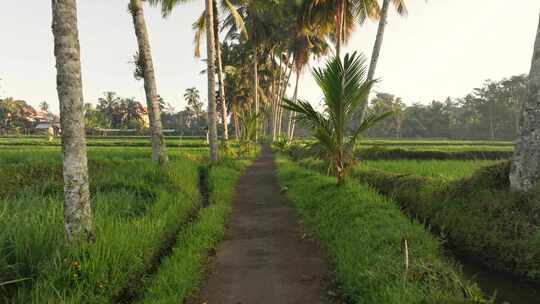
[1,1,539,114]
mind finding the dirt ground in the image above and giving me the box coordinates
[190,146,335,304]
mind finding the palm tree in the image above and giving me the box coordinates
[39,101,50,113]
[510,13,540,191]
[128,0,168,165]
[205,0,219,162]
[359,0,407,122]
[51,0,93,242]
[192,0,247,144]
[98,91,120,127]
[286,1,331,140]
[150,0,245,145]
[307,0,380,57]
[283,52,391,185]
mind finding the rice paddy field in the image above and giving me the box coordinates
[357,159,498,180]
[0,136,256,303]
[3,136,538,303]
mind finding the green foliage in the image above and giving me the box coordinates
[359,160,497,181]
[138,164,245,303]
[275,156,489,303]
[0,143,256,303]
[1,157,201,303]
[365,75,528,140]
[283,52,391,183]
[348,161,540,281]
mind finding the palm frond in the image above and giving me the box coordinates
[192,12,206,58]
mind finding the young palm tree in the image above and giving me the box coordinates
[51,0,93,242]
[283,52,391,185]
[510,13,540,191]
[129,0,168,164]
[359,0,407,122]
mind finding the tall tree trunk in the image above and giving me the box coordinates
[272,56,284,140]
[335,0,344,57]
[253,45,259,141]
[287,71,300,140]
[278,64,293,136]
[232,101,240,140]
[204,0,219,163]
[213,0,229,143]
[510,14,540,192]
[51,0,93,242]
[489,103,495,140]
[129,0,168,164]
[360,0,390,123]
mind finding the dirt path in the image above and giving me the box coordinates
[192,146,333,304]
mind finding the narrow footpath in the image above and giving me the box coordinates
[191,146,333,304]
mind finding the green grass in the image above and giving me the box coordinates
[1,158,200,303]
[0,144,255,303]
[358,160,497,181]
[295,154,540,282]
[0,136,213,148]
[137,163,248,303]
[284,140,514,161]
[275,155,489,303]
[359,139,514,147]
[350,162,540,282]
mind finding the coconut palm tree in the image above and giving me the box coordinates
[286,1,331,140]
[39,101,50,113]
[51,0,93,242]
[283,52,391,185]
[307,0,380,57]
[510,13,540,191]
[204,0,219,162]
[359,0,407,122]
[150,0,245,145]
[129,0,168,164]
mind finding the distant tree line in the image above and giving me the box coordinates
[365,74,527,140]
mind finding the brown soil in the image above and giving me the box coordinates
[190,146,334,304]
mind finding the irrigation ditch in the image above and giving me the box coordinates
[113,165,212,303]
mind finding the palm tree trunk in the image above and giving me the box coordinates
[510,13,540,191]
[287,71,300,140]
[359,0,390,123]
[51,0,93,243]
[279,63,294,136]
[129,0,168,165]
[212,0,229,143]
[335,0,344,57]
[253,45,259,141]
[232,100,240,140]
[272,56,284,140]
[204,0,219,163]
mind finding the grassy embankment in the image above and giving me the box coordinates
[276,155,490,303]
[296,154,540,282]
[351,161,540,282]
